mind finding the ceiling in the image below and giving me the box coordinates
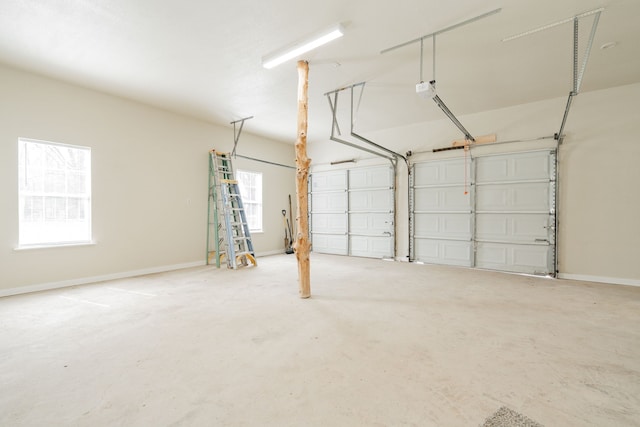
[1,0,638,145]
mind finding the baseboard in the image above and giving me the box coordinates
[558,273,640,287]
[0,261,205,298]
[256,249,287,257]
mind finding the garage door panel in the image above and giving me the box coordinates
[476,151,551,182]
[350,189,393,212]
[414,186,471,212]
[312,234,347,255]
[311,192,347,212]
[311,171,346,191]
[476,242,551,274]
[476,182,550,212]
[414,159,468,185]
[350,212,392,235]
[350,236,392,258]
[476,213,550,243]
[415,239,472,266]
[414,213,472,240]
[311,213,347,234]
[349,166,393,189]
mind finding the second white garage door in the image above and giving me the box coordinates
[411,149,556,275]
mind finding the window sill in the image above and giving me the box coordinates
[14,241,97,251]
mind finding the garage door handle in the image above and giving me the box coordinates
[383,232,392,236]
[535,238,549,243]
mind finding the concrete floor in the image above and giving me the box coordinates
[1,254,639,426]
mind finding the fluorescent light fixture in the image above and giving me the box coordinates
[262,24,344,69]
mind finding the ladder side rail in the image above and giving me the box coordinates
[206,153,214,265]
[208,151,224,267]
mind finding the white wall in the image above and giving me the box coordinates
[309,83,640,285]
[0,64,296,294]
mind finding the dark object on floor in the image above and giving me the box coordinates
[480,406,544,427]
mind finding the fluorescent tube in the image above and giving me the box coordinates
[262,24,344,69]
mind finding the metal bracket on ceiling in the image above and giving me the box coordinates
[501,7,603,142]
[555,11,601,142]
[380,8,502,55]
[502,7,604,42]
[325,82,407,167]
[381,10,502,144]
[230,116,254,157]
[231,116,295,169]
[432,94,475,143]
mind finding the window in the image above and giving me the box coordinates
[236,170,262,232]
[18,138,92,247]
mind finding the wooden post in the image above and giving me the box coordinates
[294,60,311,298]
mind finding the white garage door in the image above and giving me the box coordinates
[311,165,394,259]
[411,150,556,275]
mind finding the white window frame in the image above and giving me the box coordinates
[236,170,263,233]
[17,138,92,248]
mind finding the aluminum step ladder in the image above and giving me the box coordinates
[207,150,257,269]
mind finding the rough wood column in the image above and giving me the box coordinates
[294,60,311,298]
